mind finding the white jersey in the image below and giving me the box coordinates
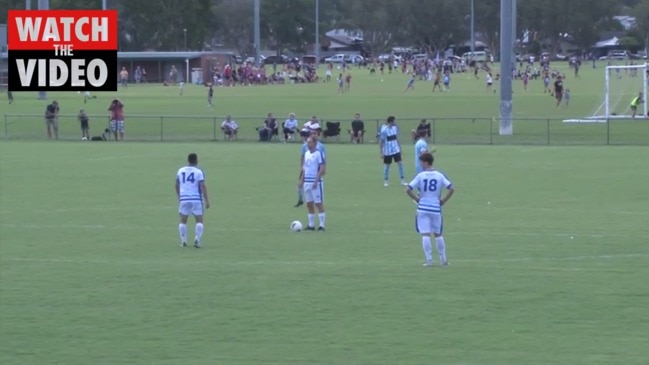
[303,149,325,184]
[408,170,453,214]
[176,166,205,202]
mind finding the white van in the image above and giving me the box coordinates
[462,51,490,62]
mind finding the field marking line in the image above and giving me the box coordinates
[1,253,647,267]
[0,223,640,239]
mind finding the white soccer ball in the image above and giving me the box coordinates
[81,137,88,141]
[290,220,303,232]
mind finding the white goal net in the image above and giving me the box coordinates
[563,63,648,123]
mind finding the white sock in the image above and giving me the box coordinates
[436,236,447,263]
[318,212,326,228]
[422,236,433,262]
[179,223,187,243]
[308,214,315,227]
[195,223,204,244]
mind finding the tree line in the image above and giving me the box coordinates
[2,0,649,56]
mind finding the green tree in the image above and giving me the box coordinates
[634,0,649,50]
[261,0,315,54]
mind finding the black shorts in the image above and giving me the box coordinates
[631,105,638,111]
[383,153,402,164]
[80,121,89,129]
[555,92,563,100]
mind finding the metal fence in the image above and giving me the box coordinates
[3,114,649,145]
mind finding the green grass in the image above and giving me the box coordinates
[1,63,649,365]
[2,62,649,145]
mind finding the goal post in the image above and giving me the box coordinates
[563,63,648,123]
[605,64,647,119]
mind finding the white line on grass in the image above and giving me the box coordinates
[2,253,647,267]
[0,223,639,239]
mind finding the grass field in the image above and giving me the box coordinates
[1,62,649,365]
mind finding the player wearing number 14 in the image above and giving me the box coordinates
[175,153,210,248]
[406,152,455,267]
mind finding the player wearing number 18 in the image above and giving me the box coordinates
[175,153,210,248]
[406,152,455,267]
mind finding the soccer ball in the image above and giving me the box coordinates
[290,220,303,232]
[81,137,88,141]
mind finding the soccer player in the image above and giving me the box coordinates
[300,137,326,231]
[380,116,406,187]
[295,127,326,207]
[406,152,455,267]
[83,91,96,103]
[631,92,643,118]
[8,90,14,104]
[404,75,415,92]
[207,84,214,107]
[414,130,429,174]
[175,153,210,248]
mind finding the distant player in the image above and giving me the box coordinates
[404,75,415,92]
[553,75,564,107]
[380,116,406,186]
[631,92,643,118]
[300,137,326,231]
[83,91,96,103]
[414,130,430,174]
[207,84,214,107]
[8,90,14,104]
[406,152,455,267]
[179,82,185,96]
[295,127,326,207]
[175,153,210,248]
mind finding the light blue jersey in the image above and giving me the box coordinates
[414,138,429,174]
[301,141,326,157]
[380,124,401,156]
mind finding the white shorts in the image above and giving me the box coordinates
[415,211,443,235]
[303,182,323,204]
[179,201,204,216]
[110,120,124,132]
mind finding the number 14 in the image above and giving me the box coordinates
[181,172,195,183]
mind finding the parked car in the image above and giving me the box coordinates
[599,51,629,60]
[263,55,290,65]
[377,54,402,62]
[324,54,346,63]
[343,54,364,64]
[245,55,266,64]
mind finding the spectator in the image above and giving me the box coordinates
[44,100,59,140]
[221,115,239,140]
[108,98,125,141]
[350,113,365,144]
[300,115,320,141]
[283,113,298,142]
[257,113,278,142]
[411,118,431,142]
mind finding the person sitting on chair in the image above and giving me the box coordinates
[221,115,239,140]
[257,113,278,142]
[411,118,431,142]
[283,113,299,142]
[300,115,320,142]
[349,113,365,144]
